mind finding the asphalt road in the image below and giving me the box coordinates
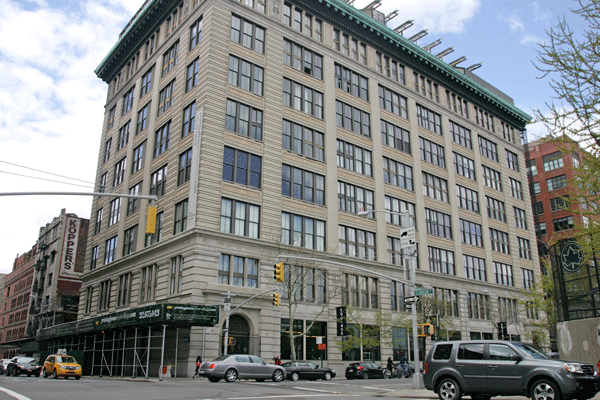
[0,374,599,400]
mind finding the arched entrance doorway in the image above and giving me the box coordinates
[224,315,250,354]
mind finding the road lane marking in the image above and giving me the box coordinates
[293,386,341,394]
[360,385,395,391]
[0,387,32,400]
[203,395,357,400]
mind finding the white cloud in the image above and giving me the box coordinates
[499,14,525,32]
[0,0,135,274]
[520,34,543,45]
[353,0,481,34]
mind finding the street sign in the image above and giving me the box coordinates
[224,298,232,303]
[415,288,433,296]
[399,226,416,249]
[404,295,420,303]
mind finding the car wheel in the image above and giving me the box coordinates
[438,377,462,400]
[531,379,561,400]
[43,369,48,378]
[75,376,80,380]
[362,373,368,380]
[324,372,332,381]
[272,369,284,382]
[291,372,300,381]
[35,373,40,378]
[383,370,391,379]
[53,369,58,379]
[225,368,237,383]
[208,377,219,383]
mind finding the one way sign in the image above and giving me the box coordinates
[399,226,416,249]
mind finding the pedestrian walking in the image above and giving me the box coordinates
[273,355,281,365]
[193,355,202,379]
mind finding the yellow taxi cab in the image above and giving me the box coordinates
[42,354,82,380]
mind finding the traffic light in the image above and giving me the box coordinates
[273,293,280,306]
[274,262,284,282]
[418,323,434,337]
[228,337,236,346]
[145,206,157,234]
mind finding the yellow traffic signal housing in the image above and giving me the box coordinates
[274,262,284,282]
[228,337,236,346]
[145,206,157,234]
[418,323,434,337]
[273,293,280,306]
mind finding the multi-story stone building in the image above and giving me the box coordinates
[27,209,89,337]
[0,246,36,358]
[50,0,539,377]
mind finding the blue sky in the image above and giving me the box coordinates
[0,0,586,273]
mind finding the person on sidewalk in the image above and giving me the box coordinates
[193,356,202,379]
[387,357,395,373]
[273,356,281,365]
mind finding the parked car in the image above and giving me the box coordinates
[424,340,600,400]
[0,359,11,375]
[42,354,82,380]
[197,354,286,383]
[345,361,389,380]
[6,357,41,377]
[281,361,336,381]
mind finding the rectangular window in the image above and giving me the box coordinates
[90,246,99,269]
[174,199,188,234]
[109,197,121,226]
[170,255,184,294]
[285,39,323,79]
[127,182,142,216]
[384,195,416,227]
[494,262,514,286]
[490,228,510,254]
[122,86,135,115]
[485,196,506,222]
[337,139,372,177]
[186,58,199,92]
[420,137,446,168]
[104,138,112,163]
[284,78,323,119]
[154,121,171,157]
[514,207,528,230]
[105,236,118,264]
[98,279,112,311]
[550,196,569,212]
[381,120,410,154]
[162,41,179,76]
[137,103,149,134]
[535,222,547,236]
[178,148,193,186]
[450,121,472,149]
[463,255,486,281]
[416,104,442,135]
[335,64,368,100]
[459,219,483,247]
[378,85,408,119]
[226,99,263,140]
[335,100,370,136]
[338,181,374,214]
[522,268,534,289]
[190,17,203,50]
[131,141,146,174]
[282,165,324,205]
[456,185,480,213]
[107,106,116,129]
[478,136,498,162]
[118,121,130,150]
[510,178,523,200]
[543,151,564,172]
[145,211,163,246]
[117,273,131,307]
[532,201,544,216]
[422,171,449,203]
[139,264,157,301]
[149,165,168,197]
[140,67,153,97]
[85,286,93,314]
[338,225,376,261]
[223,147,262,189]
[506,150,519,171]
[453,152,476,180]
[228,55,264,96]
[482,165,502,191]
[113,157,126,187]
[281,212,325,251]
[282,120,324,161]
[220,198,260,238]
[518,237,532,260]
[428,246,455,275]
[94,208,103,235]
[547,175,568,191]
[158,80,176,116]
[219,254,259,287]
[425,208,452,239]
[383,157,414,191]
[181,102,196,138]
[553,215,574,232]
[526,159,538,176]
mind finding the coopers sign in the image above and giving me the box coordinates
[60,217,82,279]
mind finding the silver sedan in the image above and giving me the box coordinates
[198,355,286,383]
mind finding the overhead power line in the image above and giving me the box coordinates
[0,171,95,189]
[0,160,95,185]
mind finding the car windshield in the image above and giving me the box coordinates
[513,342,550,359]
[17,357,36,364]
[57,356,76,363]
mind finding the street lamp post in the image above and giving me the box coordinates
[357,209,423,388]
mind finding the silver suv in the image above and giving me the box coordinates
[424,340,600,400]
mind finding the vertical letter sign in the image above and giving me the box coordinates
[336,306,346,337]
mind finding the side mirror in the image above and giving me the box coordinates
[510,354,522,362]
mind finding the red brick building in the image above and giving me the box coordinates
[0,245,37,358]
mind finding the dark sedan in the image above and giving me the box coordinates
[345,361,388,380]
[282,361,336,381]
[6,357,41,377]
